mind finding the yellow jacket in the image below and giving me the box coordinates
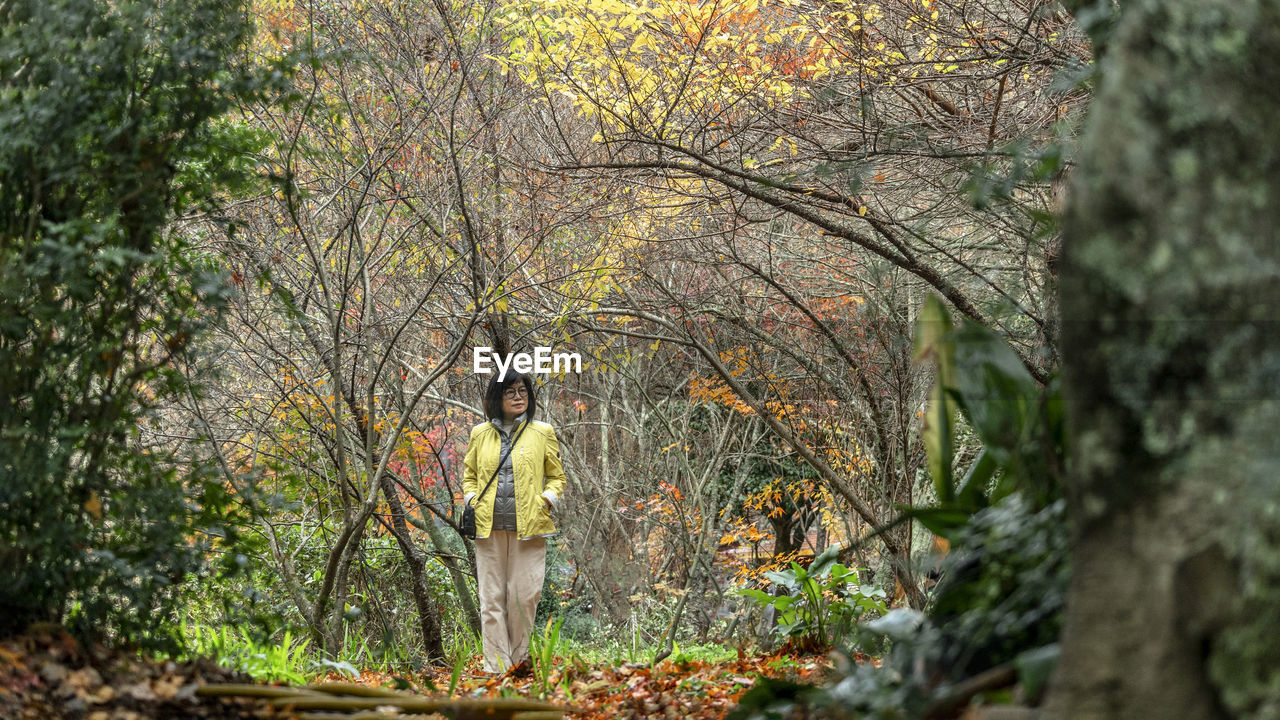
[462,419,567,539]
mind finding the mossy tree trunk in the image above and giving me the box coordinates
[1050,1,1280,718]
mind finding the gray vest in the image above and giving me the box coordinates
[491,417,523,532]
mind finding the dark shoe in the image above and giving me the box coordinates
[507,658,533,678]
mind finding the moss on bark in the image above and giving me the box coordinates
[1051,0,1280,717]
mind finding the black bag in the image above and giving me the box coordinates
[459,504,478,539]
[460,421,528,540]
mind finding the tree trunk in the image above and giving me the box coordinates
[421,511,482,637]
[378,476,448,663]
[1048,1,1280,718]
[769,511,801,558]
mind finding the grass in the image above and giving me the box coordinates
[528,616,565,698]
[174,612,748,696]
[177,619,427,686]
[447,626,480,695]
[559,636,738,667]
[180,620,314,685]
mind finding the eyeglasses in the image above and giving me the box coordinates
[503,387,529,399]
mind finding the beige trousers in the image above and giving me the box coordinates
[474,531,546,672]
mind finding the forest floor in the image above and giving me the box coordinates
[1,625,846,719]
[377,645,838,720]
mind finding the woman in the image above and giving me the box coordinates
[461,371,566,674]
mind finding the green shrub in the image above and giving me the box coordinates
[739,545,888,652]
[929,495,1069,680]
[732,300,1071,719]
[909,298,1070,680]
[0,0,283,646]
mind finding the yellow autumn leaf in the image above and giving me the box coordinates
[84,492,102,521]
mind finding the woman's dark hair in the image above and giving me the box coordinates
[483,371,537,421]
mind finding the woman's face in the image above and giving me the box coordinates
[501,382,528,420]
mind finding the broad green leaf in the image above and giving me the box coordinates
[776,620,802,637]
[764,569,798,590]
[948,320,1038,465]
[955,447,997,508]
[1015,644,1061,704]
[895,506,973,540]
[808,544,841,579]
[915,295,956,502]
[862,608,925,640]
